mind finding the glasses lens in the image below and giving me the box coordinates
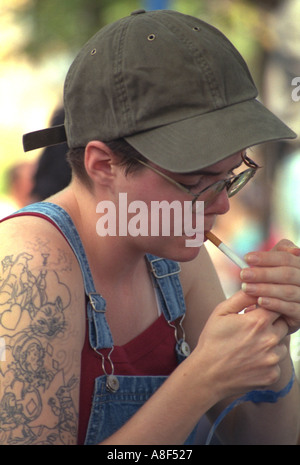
[227,169,254,197]
[202,168,255,206]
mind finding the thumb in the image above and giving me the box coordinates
[272,239,300,256]
[218,291,281,326]
[217,290,257,316]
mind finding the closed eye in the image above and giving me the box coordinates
[179,166,240,192]
[179,178,205,191]
[178,156,245,188]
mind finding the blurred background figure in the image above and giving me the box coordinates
[30,107,72,201]
[0,161,35,218]
[0,107,71,217]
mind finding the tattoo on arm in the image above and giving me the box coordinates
[0,246,80,445]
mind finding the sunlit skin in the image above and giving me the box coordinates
[113,151,242,261]
[55,145,247,268]
[1,137,300,445]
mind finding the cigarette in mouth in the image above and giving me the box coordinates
[205,231,249,269]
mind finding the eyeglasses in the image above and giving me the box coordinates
[135,153,259,207]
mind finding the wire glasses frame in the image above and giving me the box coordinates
[135,153,259,207]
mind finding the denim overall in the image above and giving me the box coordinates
[14,202,196,444]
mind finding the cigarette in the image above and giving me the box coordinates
[205,231,249,269]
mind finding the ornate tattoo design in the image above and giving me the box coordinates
[0,247,78,445]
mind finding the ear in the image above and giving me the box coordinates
[84,140,116,185]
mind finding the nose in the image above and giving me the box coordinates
[205,189,230,215]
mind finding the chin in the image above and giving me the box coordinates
[176,248,202,263]
[153,237,203,263]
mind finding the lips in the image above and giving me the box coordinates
[204,215,216,233]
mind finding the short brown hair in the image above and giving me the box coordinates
[66,139,148,187]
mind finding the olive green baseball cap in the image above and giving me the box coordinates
[23,9,297,172]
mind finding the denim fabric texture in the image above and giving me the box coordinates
[15,202,196,444]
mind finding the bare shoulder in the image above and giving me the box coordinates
[179,245,226,349]
[0,215,85,444]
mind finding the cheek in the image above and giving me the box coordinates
[126,172,175,204]
[204,190,231,215]
[119,172,197,241]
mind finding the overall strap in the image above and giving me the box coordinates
[8,202,114,350]
[146,253,186,322]
[146,254,190,358]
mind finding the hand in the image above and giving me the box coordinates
[194,290,289,400]
[241,239,300,334]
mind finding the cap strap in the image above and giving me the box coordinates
[22,124,67,152]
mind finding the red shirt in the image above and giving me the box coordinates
[78,314,178,444]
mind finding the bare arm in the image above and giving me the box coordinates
[182,243,300,445]
[208,348,299,445]
[0,217,85,445]
[101,245,300,445]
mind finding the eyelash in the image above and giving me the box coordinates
[180,179,204,190]
[182,183,201,191]
[180,169,237,191]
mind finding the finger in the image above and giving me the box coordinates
[240,265,300,286]
[272,239,300,254]
[217,289,257,316]
[242,305,281,326]
[272,315,289,341]
[258,295,299,317]
[220,291,281,326]
[241,281,300,303]
[244,250,300,268]
[255,296,300,334]
[243,304,257,313]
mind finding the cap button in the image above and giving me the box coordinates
[131,9,146,15]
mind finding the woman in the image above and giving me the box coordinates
[1,10,299,445]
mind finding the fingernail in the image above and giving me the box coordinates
[240,269,255,280]
[244,253,260,265]
[242,283,257,294]
[258,297,270,306]
[244,304,257,312]
[290,247,300,257]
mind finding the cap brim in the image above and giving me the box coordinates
[125,99,297,172]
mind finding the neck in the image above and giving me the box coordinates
[50,182,148,288]
[49,181,163,345]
